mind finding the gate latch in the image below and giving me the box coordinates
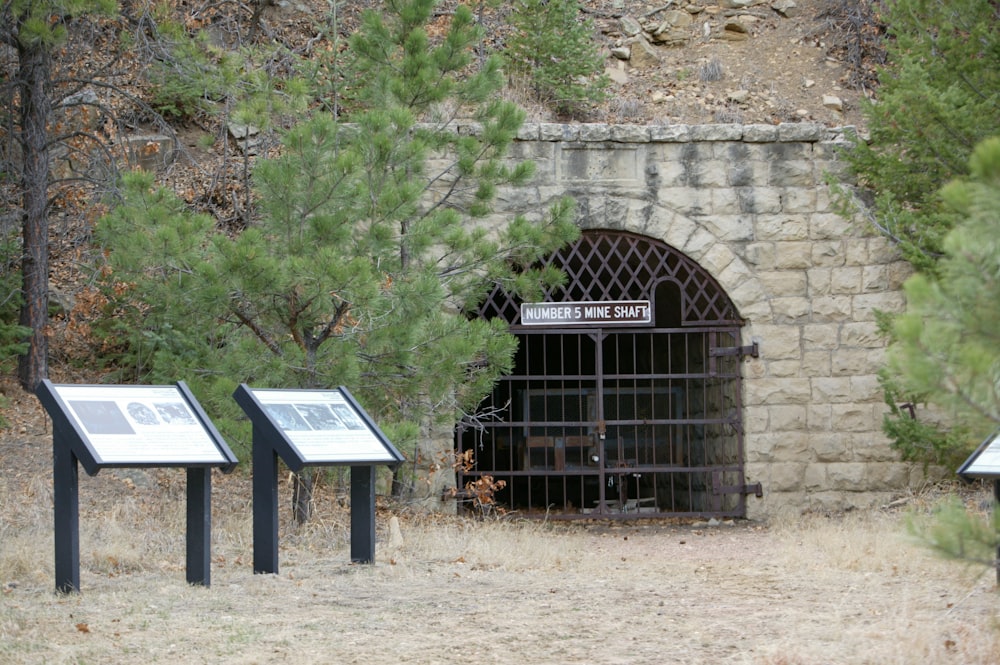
[709,342,759,359]
[711,472,763,498]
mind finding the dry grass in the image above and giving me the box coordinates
[1,467,998,665]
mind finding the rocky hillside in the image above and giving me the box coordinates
[17,0,883,397]
[259,0,878,129]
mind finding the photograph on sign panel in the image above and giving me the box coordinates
[295,403,345,430]
[69,400,136,435]
[330,403,365,430]
[153,402,197,425]
[263,403,312,431]
[126,402,160,426]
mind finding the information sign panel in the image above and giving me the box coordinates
[37,380,237,592]
[46,384,231,466]
[520,300,652,326]
[234,384,402,573]
[958,430,1000,479]
[239,387,403,465]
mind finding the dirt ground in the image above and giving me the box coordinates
[1,388,998,665]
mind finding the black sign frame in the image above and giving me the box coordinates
[233,385,404,574]
[37,380,238,593]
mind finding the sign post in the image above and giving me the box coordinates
[233,385,404,574]
[957,430,1000,585]
[37,380,238,593]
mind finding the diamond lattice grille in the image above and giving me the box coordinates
[478,230,741,325]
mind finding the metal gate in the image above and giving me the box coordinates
[456,231,758,518]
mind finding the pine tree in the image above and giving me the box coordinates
[885,138,1000,466]
[503,0,609,118]
[0,0,115,390]
[841,0,1000,274]
[837,0,1000,468]
[96,0,579,510]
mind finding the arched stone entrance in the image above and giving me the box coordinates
[457,230,760,518]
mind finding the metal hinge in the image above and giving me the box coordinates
[709,341,759,360]
[711,472,763,498]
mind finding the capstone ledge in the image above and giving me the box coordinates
[516,122,839,146]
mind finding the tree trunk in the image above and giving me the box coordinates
[16,40,51,392]
[292,469,315,524]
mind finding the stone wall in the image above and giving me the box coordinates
[485,121,919,519]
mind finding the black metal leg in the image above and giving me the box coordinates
[351,466,376,563]
[253,436,280,574]
[53,436,80,594]
[186,467,211,586]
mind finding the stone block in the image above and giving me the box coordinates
[654,159,688,187]
[802,323,839,349]
[802,463,827,491]
[771,297,811,322]
[739,187,783,214]
[844,239,869,266]
[769,404,808,431]
[806,267,832,295]
[689,124,743,141]
[610,125,650,142]
[744,408,770,434]
[800,350,832,376]
[767,462,807,492]
[711,189,742,215]
[769,160,815,187]
[660,186,711,216]
[756,215,809,241]
[699,243,736,275]
[840,321,883,348]
[649,124,691,142]
[782,188,818,214]
[539,123,578,141]
[868,236,902,263]
[809,212,850,240]
[811,295,852,322]
[718,255,755,288]
[515,124,540,140]
[744,242,777,270]
[758,270,807,297]
[851,435,898,463]
[749,324,801,360]
[849,374,882,402]
[827,462,867,489]
[773,241,812,268]
[861,265,889,292]
[682,226,718,258]
[742,124,779,142]
[831,403,875,432]
[831,348,882,376]
[767,359,808,377]
[811,376,852,403]
[686,159,730,187]
[777,123,825,142]
[745,377,812,405]
[707,212,754,241]
[888,261,913,289]
[811,241,847,267]
[853,291,906,319]
[807,404,832,430]
[830,267,862,295]
[657,212,696,250]
[729,282,771,321]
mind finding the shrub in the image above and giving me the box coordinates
[502,0,609,118]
